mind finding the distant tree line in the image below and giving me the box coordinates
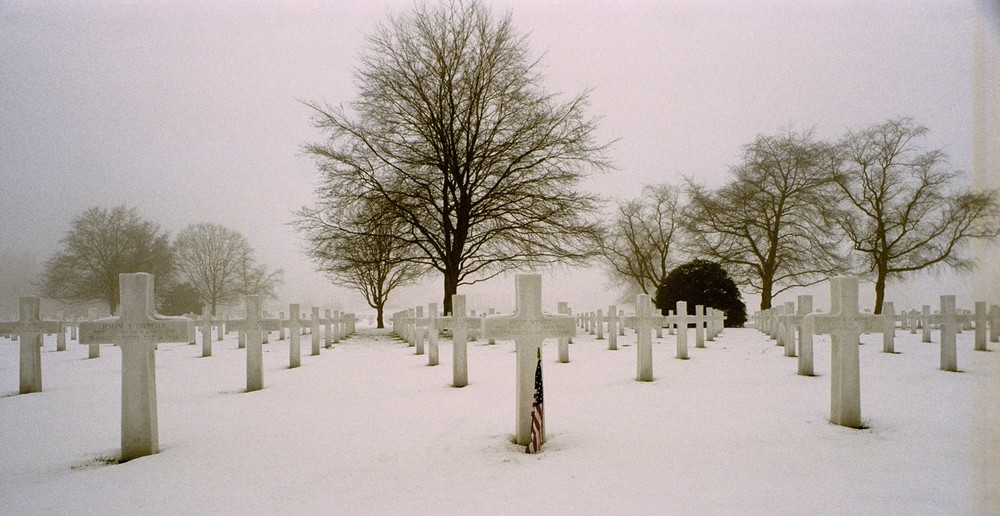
[604,119,1000,315]
[41,205,283,316]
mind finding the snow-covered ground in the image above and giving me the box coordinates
[1,322,997,514]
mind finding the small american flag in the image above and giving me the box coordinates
[525,348,544,454]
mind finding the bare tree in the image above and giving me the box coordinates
[173,223,255,316]
[41,205,173,313]
[685,130,846,310]
[833,118,1000,313]
[296,197,425,328]
[235,257,283,303]
[301,0,610,314]
[599,184,685,297]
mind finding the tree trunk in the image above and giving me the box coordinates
[873,268,887,315]
[376,303,385,329]
[759,276,773,311]
[442,267,460,315]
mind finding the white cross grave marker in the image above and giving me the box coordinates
[427,303,440,366]
[934,296,960,372]
[625,294,660,382]
[0,297,61,394]
[882,302,897,354]
[607,305,618,351]
[310,307,322,356]
[795,296,814,376]
[483,274,575,446]
[670,301,696,360]
[805,277,883,429]
[557,302,570,362]
[972,301,988,351]
[414,306,425,355]
[200,305,213,357]
[285,304,304,368]
[435,294,481,387]
[228,296,281,392]
[78,273,195,461]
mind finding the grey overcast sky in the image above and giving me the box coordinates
[1,0,997,315]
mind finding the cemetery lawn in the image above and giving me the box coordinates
[1,327,997,514]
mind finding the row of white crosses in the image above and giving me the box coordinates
[2,273,356,462]
[760,290,997,376]
[227,302,358,392]
[0,303,127,389]
[0,298,62,394]
[387,275,574,446]
[390,299,486,387]
[756,277,997,429]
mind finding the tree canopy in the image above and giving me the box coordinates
[654,259,747,327]
[301,0,610,314]
[41,206,173,313]
[684,130,847,310]
[832,118,1000,313]
[599,184,685,299]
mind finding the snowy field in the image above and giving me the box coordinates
[1,323,998,515]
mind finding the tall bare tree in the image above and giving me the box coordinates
[41,205,173,313]
[301,0,610,314]
[833,118,1000,313]
[297,197,425,328]
[600,184,685,297]
[685,131,846,310]
[173,223,254,316]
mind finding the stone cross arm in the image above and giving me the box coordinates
[79,274,195,345]
[227,318,283,333]
[81,316,195,344]
[483,315,575,340]
[0,320,62,336]
[0,297,62,336]
[806,312,885,336]
[435,316,482,332]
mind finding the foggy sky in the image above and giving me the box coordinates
[1,0,995,316]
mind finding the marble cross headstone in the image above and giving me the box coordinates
[228,296,282,392]
[79,273,195,461]
[935,295,960,372]
[483,274,575,446]
[55,311,67,352]
[607,305,619,350]
[805,277,882,429]
[435,294,481,388]
[200,305,213,357]
[795,295,814,376]
[324,309,334,348]
[286,304,304,368]
[972,301,988,351]
[0,297,61,394]
[921,305,932,343]
[781,301,797,357]
[882,301,897,354]
[414,306,425,355]
[671,301,695,360]
[694,305,706,348]
[427,303,440,366]
[557,302,570,363]
[310,307,322,356]
[625,295,660,382]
